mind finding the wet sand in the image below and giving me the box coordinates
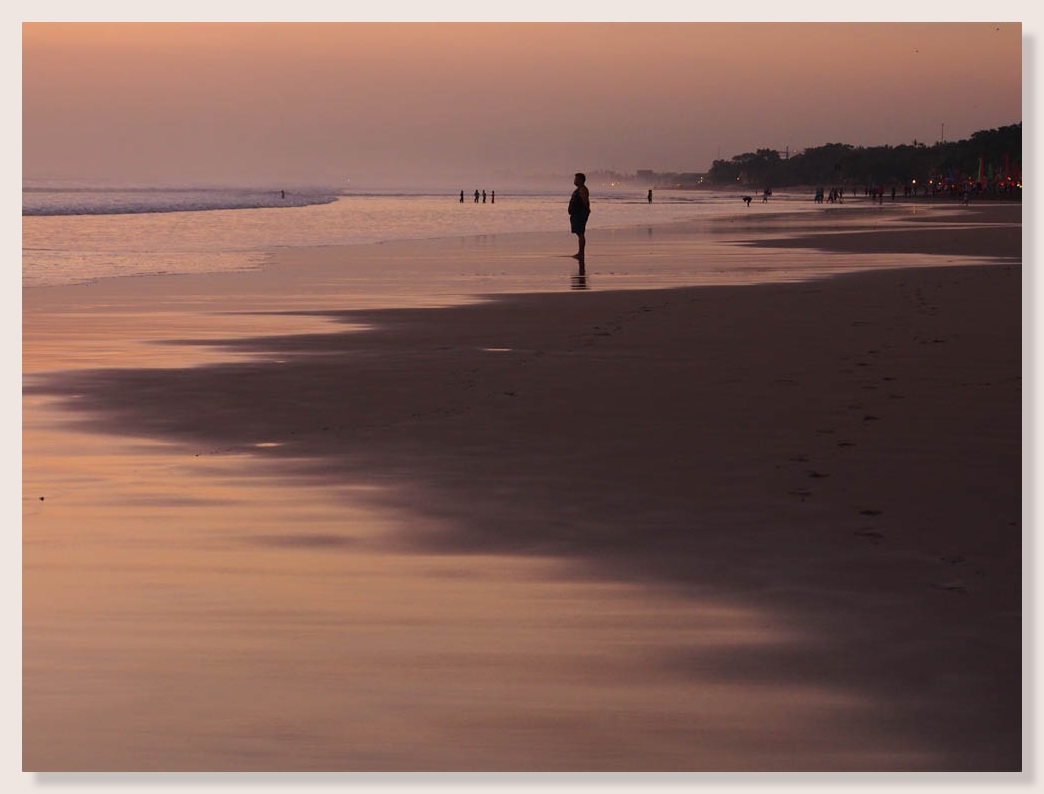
[22,203,1022,771]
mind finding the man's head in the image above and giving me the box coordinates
[574,173,586,186]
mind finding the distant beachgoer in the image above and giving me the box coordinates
[762,188,771,203]
[568,172,591,267]
[280,190,285,199]
[474,189,480,203]
[742,195,753,206]
[482,190,486,203]
[460,190,465,203]
[491,191,495,204]
[647,189,653,204]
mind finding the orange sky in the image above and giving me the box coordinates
[22,22,1023,188]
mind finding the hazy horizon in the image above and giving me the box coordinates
[22,23,1023,191]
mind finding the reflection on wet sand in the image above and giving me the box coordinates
[22,208,1022,771]
[24,399,897,771]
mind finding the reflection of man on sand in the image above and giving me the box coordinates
[568,172,591,268]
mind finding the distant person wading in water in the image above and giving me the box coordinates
[569,172,591,267]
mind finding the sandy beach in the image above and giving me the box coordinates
[22,203,1022,771]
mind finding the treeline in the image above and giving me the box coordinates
[706,123,1022,190]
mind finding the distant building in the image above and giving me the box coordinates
[651,172,708,189]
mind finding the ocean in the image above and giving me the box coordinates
[22,183,826,288]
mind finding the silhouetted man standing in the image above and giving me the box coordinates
[569,172,591,268]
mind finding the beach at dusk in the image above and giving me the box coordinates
[22,201,1022,772]
[18,19,1028,786]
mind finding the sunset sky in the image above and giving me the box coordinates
[21,21,1025,189]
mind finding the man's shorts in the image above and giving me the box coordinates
[570,214,589,235]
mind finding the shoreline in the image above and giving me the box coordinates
[21,203,1021,313]
[22,196,1019,294]
[22,206,1023,770]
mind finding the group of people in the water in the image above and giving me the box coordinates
[461,189,494,204]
